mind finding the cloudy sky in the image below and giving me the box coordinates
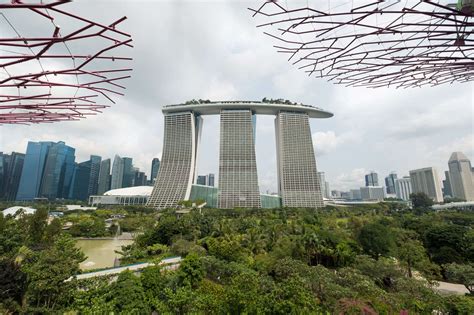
[0,0,473,192]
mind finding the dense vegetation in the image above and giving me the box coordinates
[1,201,473,313]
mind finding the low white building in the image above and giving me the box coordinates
[89,186,153,206]
[2,206,37,217]
[360,186,385,201]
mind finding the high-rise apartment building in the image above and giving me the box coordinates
[150,158,160,184]
[97,158,111,195]
[384,172,398,194]
[111,155,124,189]
[409,167,443,203]
[365,171,379,186]
[448,152,474,201]
[219,110,261,208]
[39,141,75,199]
[395,176,412,201]
[16,141,54,201]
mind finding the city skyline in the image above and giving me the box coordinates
[0,1,472,193]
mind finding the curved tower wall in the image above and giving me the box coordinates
[218,109,261,208]
[147,111,202,209]
[275,111,324,208]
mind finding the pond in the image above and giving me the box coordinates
[76,239,134,270]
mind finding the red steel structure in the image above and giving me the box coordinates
[250,0,473,88]
[0,0,132,124]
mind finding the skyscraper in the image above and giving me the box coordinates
[208,173,215,187]
[69,160,92,201]
[39,141,75,199]
[88,155,101,196]
[0,153,7,199]
[442,170,453,198]
[395,176,412,201]
[384,172,398,194]
[197,175,207,186]
[275,111,323,207]
[317,172,327,199]
[150,158,160,184]
[219,110,261,208]
[448,152,474,201]
[148,112,202,208]
[365,171,379,186]
[111,155,124,189]
[122,157,134,188]
[16,141,54,201]
[97,158,111,195]
[134,170,147,186]
[409,167,443,203]
[4,152,25,201]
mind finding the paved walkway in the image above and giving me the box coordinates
[67,256,182,281]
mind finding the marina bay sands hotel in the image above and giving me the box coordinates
[147,101,333,209]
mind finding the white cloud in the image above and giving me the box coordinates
[312,131,356,156]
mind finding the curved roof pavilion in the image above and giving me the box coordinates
[162,100,333,119]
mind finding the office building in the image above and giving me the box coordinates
[88,155,101,196]
[409,167,443,203]
[97,158,111,195]
[122,157,134,188]
[360,186,385,201]
[276,111,323,207]
[111,155,124,190]
[69,160,92,201]
[385,172,398,194]
[134,170,147,186]
[365,171,379,186]
[448,152,474,201]
[349,189,362,200]
[197,175,208,186]
[442,170,453,198]
[317,172,327,199]
[39,141,75,199]
[208,173,215,187]
[395,176,412,201]
[324,181,330,199]
[0,153,7,199]
[150,158,160,184]
[219,110,261,208]
[147,101,332,209]
[3,152,25,200]
[16,141,54,201]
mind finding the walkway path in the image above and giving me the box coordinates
[67,256,182,281]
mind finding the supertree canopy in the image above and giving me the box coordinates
[0,0,132,124]
[250,0,473,88]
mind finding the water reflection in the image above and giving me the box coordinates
[76,239,133,270]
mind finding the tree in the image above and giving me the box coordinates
[22,234,85,311]
[410,192,433,209]
[178,253,205,288]
[358,222,395,259]
[109,271,150,314]
[444,263,474,295]
[395,230,436,278]
[0,259,27,311]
